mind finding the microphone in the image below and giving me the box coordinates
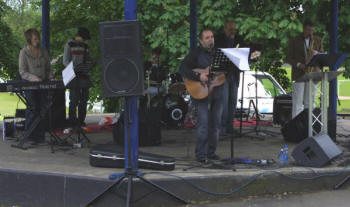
[209,41,215,49]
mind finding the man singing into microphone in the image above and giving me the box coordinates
[179,29,225,163]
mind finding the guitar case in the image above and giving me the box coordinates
[89,144,175,171]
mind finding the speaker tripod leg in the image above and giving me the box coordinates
[136,174,188,204]
[126,175,133,207]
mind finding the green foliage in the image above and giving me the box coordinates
[2,0,350,112]
[0,1,20,79]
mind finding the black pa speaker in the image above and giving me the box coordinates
[281,108,321,143]
[99,20,144,97]
[281,108,336,143]
[292,133,342,167]
[273,94,292,126]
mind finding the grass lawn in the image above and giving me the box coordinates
[0,93,26,121]
[284,67,350,114]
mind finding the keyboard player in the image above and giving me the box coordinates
[18,28,54,145]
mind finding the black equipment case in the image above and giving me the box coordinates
[89,144,175,171]
[113,97,162,146]
[273,94,292,126]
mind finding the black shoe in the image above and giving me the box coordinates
[208,154,221,160]
[196,158,211,164]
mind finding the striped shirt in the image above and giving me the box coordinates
[63,39,89,67]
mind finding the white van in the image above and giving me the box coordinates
[237,71,287,114]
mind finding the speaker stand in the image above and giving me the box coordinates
[86,97,188,206]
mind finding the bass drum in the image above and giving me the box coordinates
[161,94,188,127]
[168,72,186,94]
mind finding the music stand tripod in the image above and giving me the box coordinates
[86,97,188,207]
[239,65,278,140]
[46,91,73,153]
[63,85,91,148]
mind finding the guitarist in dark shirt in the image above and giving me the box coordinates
[179,29,225,163]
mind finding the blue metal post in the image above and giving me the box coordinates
[330,0,338,126]
[190,0,197,50]
[42,0,50,53]
[124,0,139,172]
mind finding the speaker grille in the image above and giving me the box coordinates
[99,20,144,97]
[104,58,139,94]
[103,24,139,57]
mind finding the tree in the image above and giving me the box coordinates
[0,1,19,79]
[2,0,350,110]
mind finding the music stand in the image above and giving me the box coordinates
[297,53,347,137]
[212,48,239,169]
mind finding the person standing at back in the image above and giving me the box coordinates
[286,20,323,118]
[63,27,93,126]
[215,20,246,136]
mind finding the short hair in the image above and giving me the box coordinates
[303,19,315,27]
[199,28,213,40]
[152,47,162,55]
[24,29,40,44]
[77,27,91,40]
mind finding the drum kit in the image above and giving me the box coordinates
[143,71,189,127]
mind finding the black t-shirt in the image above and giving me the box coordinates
[179,47,214,81]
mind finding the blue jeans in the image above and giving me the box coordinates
[24,90,48,141]
[221,73,239,134]
[194,84,225,160]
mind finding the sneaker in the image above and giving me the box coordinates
[208,154,221,160]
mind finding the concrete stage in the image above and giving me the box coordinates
[0,114,350,207]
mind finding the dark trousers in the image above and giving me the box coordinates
[194,84,225,160]
[221,72,240,134]
[69,88,89,125]
[24,90,48,141]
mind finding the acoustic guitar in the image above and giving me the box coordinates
[184,67,226,100]
[184,50,261,100]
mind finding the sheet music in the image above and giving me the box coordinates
[220,48,251,71]
[62,61,76,86]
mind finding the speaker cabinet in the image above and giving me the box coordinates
[273,94,292,126]
[292,133,342,167]
[281,108,321,143]
[99,20,144,97]
[281,108,336,143]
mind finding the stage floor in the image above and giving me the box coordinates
[1,114,350,180]
[1,114,350,206]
